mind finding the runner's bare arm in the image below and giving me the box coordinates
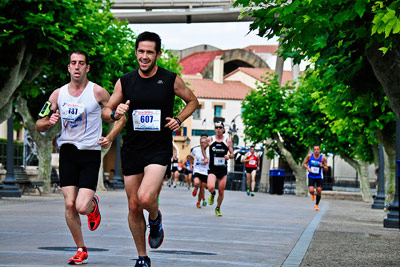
[35,89,60,132]
[93,84,111,107]
[201,136,213,164]
[321,156,328,171]
[303,155,311,172]
[98,115,127,148]
[242,152,250,163]
[225,139,234,160]
[102,79,129,123]
[165,75,199,131]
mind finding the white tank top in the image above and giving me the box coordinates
[191,146,210,175]
[57,81,102,150]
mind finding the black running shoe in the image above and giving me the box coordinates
[148,210,164,249]
[135,256,151,267]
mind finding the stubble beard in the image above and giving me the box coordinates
[140,60,157,74]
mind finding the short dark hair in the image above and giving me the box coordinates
[200,134,208,140]
[250,146,255,149]
[69,50,89,65]
[135,31,161,53]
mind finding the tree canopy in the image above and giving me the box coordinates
[2,0,184,193]
[235,0,400,119]
[0,0,184,123]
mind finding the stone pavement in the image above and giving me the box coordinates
[301,198,400,267]
[0,186,399,266]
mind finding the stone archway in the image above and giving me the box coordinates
[201,49,270,78]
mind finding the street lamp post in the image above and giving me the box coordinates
[0,115,21,197]
[112,134,124,189]
[372,144,385,209]
[384,118,399,228]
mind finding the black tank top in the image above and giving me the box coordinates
[120,67,177,150]
[209,136,229,172]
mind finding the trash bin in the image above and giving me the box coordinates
[269,169,285,195]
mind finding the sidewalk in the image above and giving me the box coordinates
[0,187,399,266]
[301,198,400,266]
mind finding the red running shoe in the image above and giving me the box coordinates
[192,187,198,197]
[68,247,88,265]
[87,195,101,231]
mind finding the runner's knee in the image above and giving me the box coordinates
[138,191,156,209]
[65,200,76,213]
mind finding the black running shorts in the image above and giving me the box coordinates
[308,177,323,188]
[59,144,101,191]
[208,169,227,179]
[246,167,257,174]
[121,146,171,176]
[184,169,193,175]
[165,162,171,178]
[193,173,208,183]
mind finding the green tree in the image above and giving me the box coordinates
[242,73,310,196]
[235,0,400,118]
[5,0,183,193]
[307,67,396,203]
[242,70,390,201]
[1,0,113,122]
[236,0,398,201]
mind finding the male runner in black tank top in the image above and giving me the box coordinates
[203,121,234,217]
[102,32,198,267]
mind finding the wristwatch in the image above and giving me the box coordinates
[174,117,182,126]
[110,110,120,121]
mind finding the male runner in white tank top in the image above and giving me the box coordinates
[36,50,126,265]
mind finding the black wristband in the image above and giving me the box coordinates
[111,110,120,121]
[174,117,182,126]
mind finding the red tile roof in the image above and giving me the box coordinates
[184,78,253,100]
[179,50,226,75]
[242,45,279,55]
[225,67,293,86]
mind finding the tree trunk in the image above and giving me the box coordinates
[0,40,49,124]
[273,133,308,196]
[97,149,109,191]
[0,99,14,123]
[383,147,396,206]
[15,96,60,194]
[342,155,373,202]
[367,38,399,202]
[37,140,53,193]
[96,122,115,191]
[376,129,396,205]
[358,161,373,203]
[365,38,400,119]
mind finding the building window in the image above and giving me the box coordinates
[173,127,187,136]
[214,105,222,117]
[193,105,201,119]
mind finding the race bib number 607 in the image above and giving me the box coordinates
[132,109,161,131]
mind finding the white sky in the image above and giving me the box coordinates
[129,22,278,50]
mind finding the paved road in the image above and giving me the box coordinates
[0,186,325,266]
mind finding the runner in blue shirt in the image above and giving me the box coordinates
[303,145,328,211]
